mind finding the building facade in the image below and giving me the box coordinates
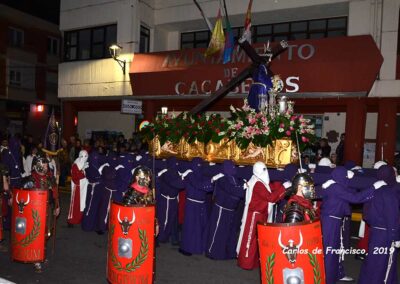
[0,4,60,139]
[59,0,400,166]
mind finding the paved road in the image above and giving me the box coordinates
[0,192,397,284]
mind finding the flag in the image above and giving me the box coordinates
[42,108,61,156]
[222,0,234,64]
[204,9,225,57]
[240,0,253,44]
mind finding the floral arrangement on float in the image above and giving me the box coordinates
[140,98,315,167]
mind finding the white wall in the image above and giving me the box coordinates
[77,111,136,139]
[59,57,132,98]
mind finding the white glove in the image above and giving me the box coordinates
[211,173,224,182]
[351,166,362,171]
[98,163,110,175]
[394,241,400,248]
[308,163,316,169]
[373,180,387,189]
[322,179,336,189]
[277,167,284,171]
[283,181,292,189]
[115,165,125,170]
[347,171,354,179]
[298,168,307,173]
[396,176,400,183]
[181,169,193,179]
[209,162,216,166]
[84,162,89,169]
[136,155,142,161]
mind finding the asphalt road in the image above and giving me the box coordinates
[0,192,397,284]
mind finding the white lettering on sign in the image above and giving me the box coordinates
[162,44,316,68]
[174,77,300,95]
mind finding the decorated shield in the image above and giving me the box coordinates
[11,188,48,263]
[257,220,325,284]
[107,202,155,284]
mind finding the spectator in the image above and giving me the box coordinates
[58,139,70,187]
[335,133,345,165]
[23,146,38,177]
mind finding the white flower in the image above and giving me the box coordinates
[218,131,226,136]
[230,105,236,113]
[278,128,284,133]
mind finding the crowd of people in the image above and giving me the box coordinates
[1,131,399,283]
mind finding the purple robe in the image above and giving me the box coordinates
[82,151,105,231]
[206,161,245,260]
[114,154,135,202]
[157,157,185,243]
[96,152,118,232]
[359,166,400,284]
[180,158,213,254]
[320,167,375,284]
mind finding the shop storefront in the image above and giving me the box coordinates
[63,35,400,165]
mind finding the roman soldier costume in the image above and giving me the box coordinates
[283,173,316,223]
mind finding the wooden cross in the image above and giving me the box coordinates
[189,40,288,115]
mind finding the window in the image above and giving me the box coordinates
[180,17,348,49]
[9,69,22,86]
[8,27,24,47]
[64,24,117,61]
[140,25,150,53]
[181,30,210,49]
[47,37,59,55]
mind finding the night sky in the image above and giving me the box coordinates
[0,0,60,24]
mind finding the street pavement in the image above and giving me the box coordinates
[0,192,397,284]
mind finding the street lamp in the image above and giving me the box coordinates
[109,44,126,75]
[161,107,168,115]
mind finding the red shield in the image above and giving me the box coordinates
[107,202,155,284]
[11,188,48,263]
[257,220,325,284]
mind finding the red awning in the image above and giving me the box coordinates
[129,35,383,97]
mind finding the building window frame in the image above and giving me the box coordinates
[8,27,24,47]
[63,24,117,61]
[9,69,22,87]
[180,16,347,49]
[47,36,59,55]
[140,25,150,53]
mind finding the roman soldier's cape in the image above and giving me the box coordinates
[42,109,61,156]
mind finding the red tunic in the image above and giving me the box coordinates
[67,164,85,224]
[237,181,285,270]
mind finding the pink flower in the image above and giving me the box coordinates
[280,123,285,128]
[290,115,297,121]
[290,126,294,131]
[286,130,291,136]
[301,136,308,142]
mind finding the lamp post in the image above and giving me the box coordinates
[161,107,168,115]
[109,44,126,75]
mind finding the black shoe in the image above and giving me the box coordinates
[67,223,74,228]
[96,230,105,235]
[179,248,192,256]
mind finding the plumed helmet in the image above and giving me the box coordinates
[253,161,270,184]
[133,166,151,187]
[292,173,315,200]
[32,152,50,175]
